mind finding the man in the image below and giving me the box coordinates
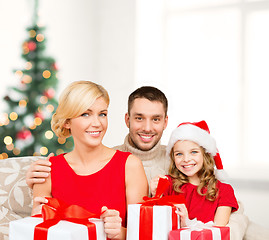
[26,86,267,240]
[114,86,170,184]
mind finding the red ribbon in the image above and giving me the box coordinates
[33,198,100,240]
[139,178,186,239]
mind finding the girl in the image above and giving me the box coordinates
[150,120,238,227]
[32,81,148,240]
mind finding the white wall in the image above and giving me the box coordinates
[91,0,135,147]
[41,0,136,147]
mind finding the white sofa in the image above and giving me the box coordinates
[1,156,269,240]
[0,156,45,240]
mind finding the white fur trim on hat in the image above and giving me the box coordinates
[166,124,217,157]
[215,169,229,182]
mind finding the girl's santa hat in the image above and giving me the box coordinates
[166,120,227,181]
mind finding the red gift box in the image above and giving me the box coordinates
[169,225,230,240]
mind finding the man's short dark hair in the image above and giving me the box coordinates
[128,86,168,116]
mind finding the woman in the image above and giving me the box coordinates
[32,80,148,239]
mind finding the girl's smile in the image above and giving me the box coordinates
[181,163,196,169]
[173,140,204,184]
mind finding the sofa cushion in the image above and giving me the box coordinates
[0,156,45,239]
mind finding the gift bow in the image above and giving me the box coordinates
[186,218,215,229]
[179,219,224,240]
[34,197,100,240]
[138,177,186,239]
[141,177,186,206]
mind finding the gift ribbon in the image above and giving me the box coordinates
[178,219,225,240]
[33,198,100,240]
[139,177,186,239]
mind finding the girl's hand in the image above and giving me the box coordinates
[31,196,48,216]
[175,203,189,227]
[100,206,125,239]
[150,175,167,197]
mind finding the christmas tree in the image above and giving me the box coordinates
[0,1,73,159]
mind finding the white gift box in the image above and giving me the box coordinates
[127,204,180,240]
[9,217,106,240]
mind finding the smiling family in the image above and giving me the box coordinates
[26,80,266,239]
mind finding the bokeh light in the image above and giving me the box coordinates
[4,136,13,145]
[45,130,54,139]
[10,112,18,121]
[40,147,48,155]
[42,70,51,79]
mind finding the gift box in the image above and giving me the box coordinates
[127,178,186,240]
[168,221,230,240]
[9,217,106,240]
[127,204,180,240]
[9,198,107,240]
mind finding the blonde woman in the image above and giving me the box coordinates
[32,81,148,240]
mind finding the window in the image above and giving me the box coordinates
[135,0,269,177]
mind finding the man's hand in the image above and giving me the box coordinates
[150,174,167,197]
[26,153,54,189]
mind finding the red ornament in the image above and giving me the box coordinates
[16,129,32,140]
[43,88,55,99]
[52,62,58,71]
[27,41,36,51]
[35,112,44,120]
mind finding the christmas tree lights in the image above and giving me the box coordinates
[0,0,73,159]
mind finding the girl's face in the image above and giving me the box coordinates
[173,140,204,185]
[65,97,108,148]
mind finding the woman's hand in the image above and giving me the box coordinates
[100,206,125,239]
[31,196,48,216]
[174,203,189,227]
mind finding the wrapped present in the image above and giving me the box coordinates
[9,217,106,240]
[9,198,106,240]
[127,178,186,240]
[168,219,230,240]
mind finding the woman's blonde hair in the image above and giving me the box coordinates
[51,81,110,138]
[169,143,218,201]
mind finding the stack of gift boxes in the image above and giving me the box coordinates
[9,178,230,240]
[126,203,230,240]
[126,178,230,240]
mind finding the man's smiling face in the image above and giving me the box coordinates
[125,98,168,151]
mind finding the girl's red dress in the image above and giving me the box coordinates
[163,175,239,223]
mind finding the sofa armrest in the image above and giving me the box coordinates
[0,156,45,239]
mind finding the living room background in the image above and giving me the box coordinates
[0,0,269,228]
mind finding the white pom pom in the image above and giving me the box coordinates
[215,169,229,183]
